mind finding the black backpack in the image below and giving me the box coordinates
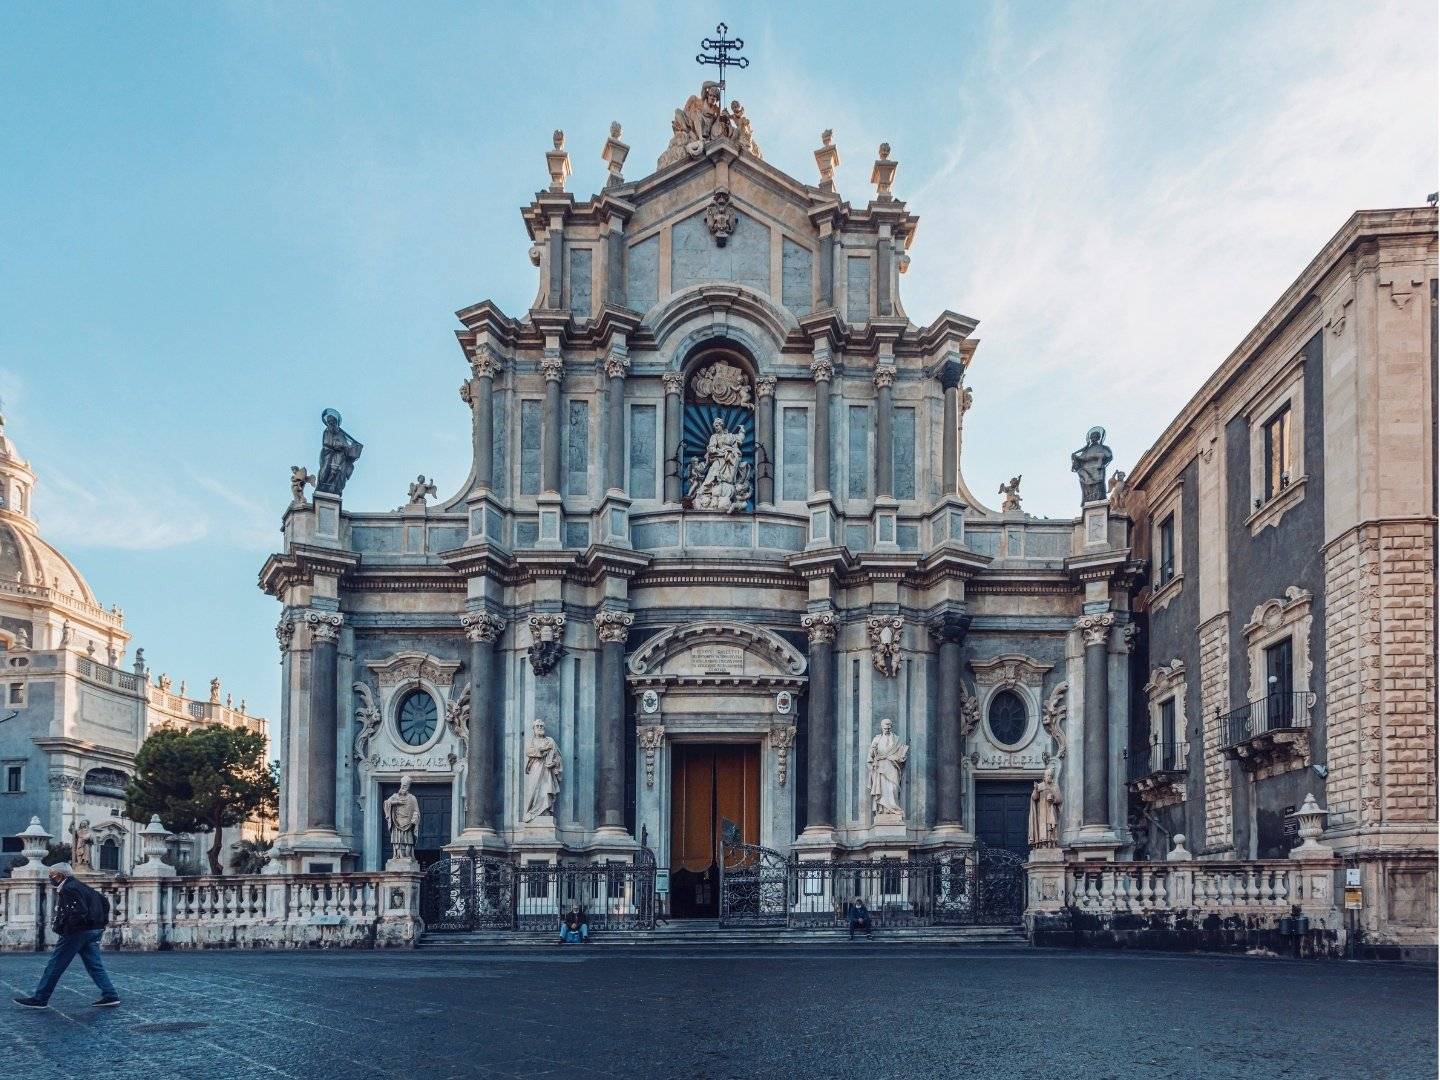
[70,878,110,931]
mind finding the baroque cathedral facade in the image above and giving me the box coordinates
[261,82,1141,910]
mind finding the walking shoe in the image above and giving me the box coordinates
[92,995,121,1007]
[13,996,48,1009]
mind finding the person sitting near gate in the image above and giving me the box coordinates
[558,904,589,945]
[847,896,874,940]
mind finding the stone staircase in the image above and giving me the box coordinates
[417,921,1029,949]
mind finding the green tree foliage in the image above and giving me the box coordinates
[230,837,273,875]
[126,725,278,875]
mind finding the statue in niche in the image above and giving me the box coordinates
[1070,426,1113,504]
[690,360,754,410]
[523,719,563,822]
[70,818,93,870]
[867,718,909,822]
[998,475,1023,512]
[1028,764,1062,848]
[383,774,421,863]
[316,409,364,496]
[690,417,752,513]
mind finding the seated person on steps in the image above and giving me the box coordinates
[558,904,589,945]
[848,896,874,940]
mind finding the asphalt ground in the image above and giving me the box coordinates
[1,945,1434,1080]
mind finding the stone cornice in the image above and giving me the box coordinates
[258,546,361,598]
[786,546,854,580]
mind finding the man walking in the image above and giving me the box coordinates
[12,863,120,1009]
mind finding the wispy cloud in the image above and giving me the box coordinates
[39,468,211,551]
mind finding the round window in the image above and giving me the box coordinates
[396,689,438,747]
[987,690,1028,746]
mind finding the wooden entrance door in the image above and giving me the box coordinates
[669,744,760,917]
[974,780,1032,856]
[378,781,452,869]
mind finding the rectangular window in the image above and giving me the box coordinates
[1262,403,1293,501]
[893,406,916,500]
[1158,698,1177,770]
[563,399,589,498]
[628,404,657,499]
[782,407,809,502]
[847,404,870,500]
[5,765,20,793]
[519,400,542,496]
[1158,513,1175,584]
[7,682,22,706]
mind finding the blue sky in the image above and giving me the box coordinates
[2,1,1435,727]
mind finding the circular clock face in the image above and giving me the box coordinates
[396,690,438,747]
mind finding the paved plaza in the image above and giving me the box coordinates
[1,946,1434,1080]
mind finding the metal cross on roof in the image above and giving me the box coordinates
[696,22,748,98]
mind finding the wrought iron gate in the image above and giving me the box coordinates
[717,820,1026,929]
[420,839,658,933]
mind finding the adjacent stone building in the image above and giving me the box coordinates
[1121,207,1437,958]
[0,415,270,874]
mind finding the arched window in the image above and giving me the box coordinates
[987,690,1028,747]
[98,837,120,872]
[395,689,438,747]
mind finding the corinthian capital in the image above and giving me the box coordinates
[461,612,506,645]
[755,375,777,399]
[661,372,684,395]
[540,356,565,383]
[593,609,634,644]
[604,353,631,380]
[873,365,897,390]
[470,346,503,380]
[1075,612,1115,648]
[304,610,344,644]
[276,617,296,655]
[802,609,839,645]
[809,354,834,383]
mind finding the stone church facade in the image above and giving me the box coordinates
[262,87,1140,904]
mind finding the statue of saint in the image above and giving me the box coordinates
[523,719,563,822]
[383,774,421,862]
[998,475,1023,512]
[1028,764,1062,848]
[866,718,909,821]
[70,818,93,871]
[316,409,364,496]
[691,418,751,513]
[1070,426,1113,504]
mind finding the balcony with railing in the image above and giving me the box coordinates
[1221,691,1315,773]
[1127,741,1187,806]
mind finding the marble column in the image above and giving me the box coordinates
[810,349,834,494]
[461,613,506,833]
[593,610,634,835]
[802,610,839,830]
[930,615,967,829]
[468,348,500,490]
[756,375,777,505]
[604,344,629,493]
[1077,612,1116,827]
[304,611,343,832]
[939,363,963,497]
[662,372,683,503]
[541,355,564,494]
[874,365,895,499]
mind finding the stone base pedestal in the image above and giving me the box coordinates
[857,819,909,857]
[1069,827,1124,862]
[384,855,420,873]
[513,816,564,861]
[446,827,508,855]
[919,823,972,851]
[275,830,351,874]
[586,825,637,859]
[792,825,842,861]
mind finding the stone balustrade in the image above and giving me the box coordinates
[1028,852,1344,956]
[0,871,422,951]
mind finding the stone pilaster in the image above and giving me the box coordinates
[1076,612,1115,830]
[1198,613,1234,853]
[465,346,502,491]
[799,609,838,839]
[756,375,777,506]
[540,352,564,495]
[810,347,833,495]
[874,364,895,499]
[456,612,506,848]
[929,614,968,838]
[662,372,684,503]
[593,609,635,840]
[603,338,629,493]
[304,610,343,833]
[939,361,963,498]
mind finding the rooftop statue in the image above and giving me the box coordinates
[659,81,763,169]
[1070,426,1113,504]
[316,409,363,496]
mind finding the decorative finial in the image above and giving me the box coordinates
[878,142,891,160]
[546,129,572,192]
[821,129,833,146]
[870,142,898,200]
[610,121,621,139]
[815,130,841,193]
[552,129,564,150]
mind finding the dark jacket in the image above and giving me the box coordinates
[51,876,105,935]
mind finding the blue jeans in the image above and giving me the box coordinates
[559,924,588,943]
[33,930,117,1003]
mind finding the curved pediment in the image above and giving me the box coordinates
[628,622,806,687]
[645,282,799,358]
